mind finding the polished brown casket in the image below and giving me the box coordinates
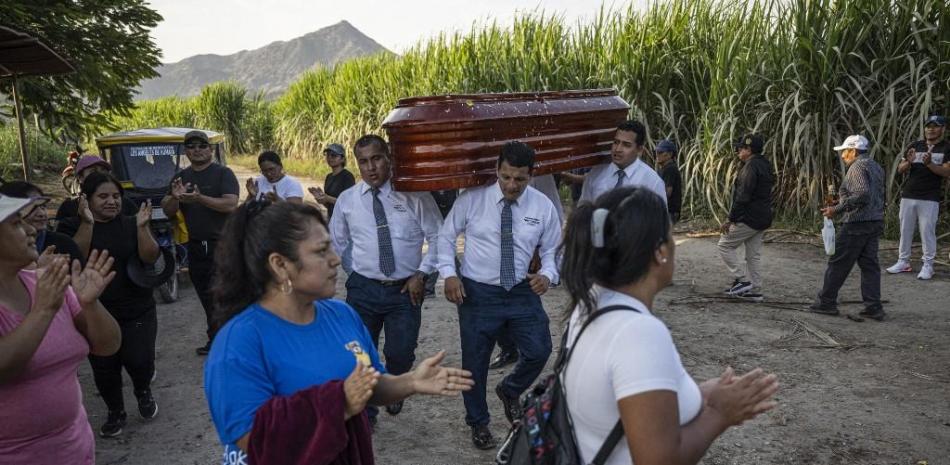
[381,89,630,191]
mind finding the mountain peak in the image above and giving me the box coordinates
[136,22,387,100]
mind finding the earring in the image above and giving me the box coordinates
[280,280,294,294]
[661,258,668,263]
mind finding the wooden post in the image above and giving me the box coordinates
[11,74,32,182]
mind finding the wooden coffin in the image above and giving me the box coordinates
[381,89,630,191]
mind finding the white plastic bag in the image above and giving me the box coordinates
[821,218,836,256]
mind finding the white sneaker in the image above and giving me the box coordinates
[886,261,912,274]
[917,264,934,280]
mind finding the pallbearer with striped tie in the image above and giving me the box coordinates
[329,134,444,426]
[437,141,561,450]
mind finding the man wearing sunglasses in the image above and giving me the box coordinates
[161,130,239,356]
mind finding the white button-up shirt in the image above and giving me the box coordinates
[438,182,562,286]
[579,158,667,204]
[329,180,443,280]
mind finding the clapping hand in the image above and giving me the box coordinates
[78,194,94,224]
[71,250,116,307]
[410,350,474,396]
[263,186,279,203]
[136,200,152,228]
[245,178,259,199]
[179,184,201,204]
[170,178,187,200]
[343,362,380,420]
[35,245,62,270]
[308,186,328,204]
[705,367,779,427]
[33,256,71,315]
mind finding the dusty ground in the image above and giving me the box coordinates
[42,166,949,465]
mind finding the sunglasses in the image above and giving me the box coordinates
[185,143,210,150]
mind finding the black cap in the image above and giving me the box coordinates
[323,143,345,156]
[183,130,210,144]
[734,134,765,154]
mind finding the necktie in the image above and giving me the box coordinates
[614,169,626,189]
[500,199,516,291]
[372,188,396,277]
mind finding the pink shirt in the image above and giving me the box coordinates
[0,270,94,465]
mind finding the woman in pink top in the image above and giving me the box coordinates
[0,194,122,465]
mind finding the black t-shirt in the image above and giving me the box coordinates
[323,169,356,220]
[172,164,240,241]
[660,162,683,215]
[37,230,85,265]
[59,215,154,320]
[55,195,138,227]
[901,140,949,202]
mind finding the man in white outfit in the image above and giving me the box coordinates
[886,115,949,280]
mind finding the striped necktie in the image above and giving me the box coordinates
[371,187,396,277]
[500,199,516,291]
[614,169,626,189]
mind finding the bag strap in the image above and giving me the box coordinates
[557,304,641,370]
[590,421,625,465]
[557,304,641,465]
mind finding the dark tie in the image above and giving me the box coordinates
[372,188,396,277]
[500,199,516,291]
[614,169,626,189]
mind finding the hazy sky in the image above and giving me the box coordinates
[148,0,644,63]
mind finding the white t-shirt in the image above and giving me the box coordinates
[562,287,702,465]
[253,174,304,201]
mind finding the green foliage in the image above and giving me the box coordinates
[0,0,162,144]
[101,0,950,230]
[0,125,64,181]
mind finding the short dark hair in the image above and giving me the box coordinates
[354,134,389,157]
[560,187,670,318]
[0,181,44,198]
[257,151,282,167]
[213,201,328,329]
[616,120,647,147]
[80,172,124,198]
[497,141,536,173]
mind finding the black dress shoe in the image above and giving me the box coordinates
[489,350,518,369]
[495,384,522,424]
[385,400,403,415]
[471,424,495,450]
[807,303,839,316]
[859,308,887,321]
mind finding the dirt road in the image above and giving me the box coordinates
[83,166,949,464]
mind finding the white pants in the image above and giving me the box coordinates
[898,198,939,264]
[717,222,765,289]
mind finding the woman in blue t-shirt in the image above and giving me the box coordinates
[204,200,473,465]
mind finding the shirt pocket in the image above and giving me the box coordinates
[515,215,544,246]
[387,207,423,241]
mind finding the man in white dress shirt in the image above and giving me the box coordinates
[329,134,443,423]
[580,120,667,204]
[438,141,561,450]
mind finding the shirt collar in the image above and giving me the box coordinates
[593,285,652,315]
[360,179,392,196]
[613,158,643,177]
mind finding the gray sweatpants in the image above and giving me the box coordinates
[718,222,765,289]
[898,198,939,265]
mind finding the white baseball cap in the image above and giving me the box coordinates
[833,135,870,152]
[0,194,39,223]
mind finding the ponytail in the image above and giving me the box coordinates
[211,200,327,330]
[559,187,671,320]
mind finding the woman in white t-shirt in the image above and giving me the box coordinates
[245,151,304,202]
[560,186,779,465]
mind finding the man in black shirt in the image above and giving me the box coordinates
[161,130,239,355]
[718,134,775,301]
[310,143,356,221]
[886,115,949,281]
[655,139,683,223]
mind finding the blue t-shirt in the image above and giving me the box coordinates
[204,299,385,465]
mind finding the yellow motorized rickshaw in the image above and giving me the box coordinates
[95,127,227,303]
